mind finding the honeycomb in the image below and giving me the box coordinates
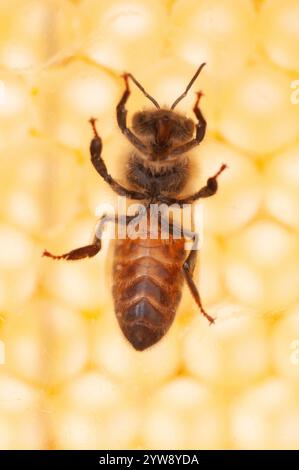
[0,0,299,450]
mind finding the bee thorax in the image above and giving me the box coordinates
[126,153,189,196]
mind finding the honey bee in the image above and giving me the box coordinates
[43,64,226,351]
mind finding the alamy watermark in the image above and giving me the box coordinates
[94,196,204,250]
[0,340,5,365]
[290,339,299,366]
[290,80,299,104]
[0,80,6,106]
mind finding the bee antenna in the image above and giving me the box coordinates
[126,73,160,109]
[171,62,206,110]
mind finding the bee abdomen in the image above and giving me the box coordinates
[122,297,165,350]
[113,246,184,351]
[120,276,168,311]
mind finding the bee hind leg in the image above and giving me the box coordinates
[42,241,101,261]
[42,214,112,261]
[182,233,215,325]
[42,211,143,261]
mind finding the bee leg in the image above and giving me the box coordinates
[183,163,227,204]
[116,74,149,155]
[89,118,147,200]
[42,211,143,261]
[171,91,207,156]
[42,214,112,261]
[159,163,227,206]
[43,242,100,260]
[192,90,207,143]
[183,234,215,325]
[159,215,214,323]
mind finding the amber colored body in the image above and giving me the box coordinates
[43,66,226,351]
[112,217,185,350]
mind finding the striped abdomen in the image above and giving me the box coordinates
[112,235,185,351]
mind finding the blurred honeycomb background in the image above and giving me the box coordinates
[1,0,299,450]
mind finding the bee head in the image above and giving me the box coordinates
[132,109,194,149]
[125,63,205,157]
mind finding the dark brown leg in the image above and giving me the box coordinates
[43,242,100,260]
[158,211,196,242]
[116,74,150,155]
[183,234,198,275]
[172,91,207,157]
[154,207,212,322]
[180,163,227,204]
[159,214,212,322]
[192,90,207,143]
[42,213,111,261]
[183,233,215,325]
[158,163,227,206]
[154,211,213,322]
[42,211,145,261]
[89,118,147,200]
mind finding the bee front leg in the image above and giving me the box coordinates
[116,74,149,155]
[172,91,207,156]
[191,90,207,145]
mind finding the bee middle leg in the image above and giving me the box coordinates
[180,163,227,204]
[158,163,227,206]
